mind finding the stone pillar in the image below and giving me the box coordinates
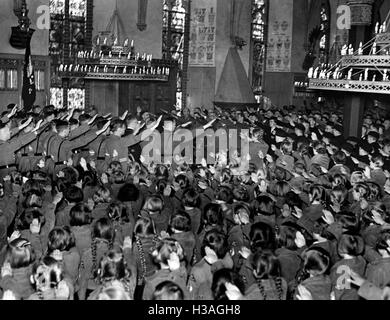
[342,1,374,137]
[344,95,365,137]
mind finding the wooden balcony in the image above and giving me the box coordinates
[308,78,390,95]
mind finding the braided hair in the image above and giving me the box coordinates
[133,217,157,284]
[91,218,115,280]
[252,250,284,300]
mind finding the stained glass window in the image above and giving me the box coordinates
[34,70,45,91]
[319,1,330,64]
[50,87,64,108]
[0,69,5,89]
[6,70,18,90]
[163,0,189,108]
[50,0,87,108]
[49,0,65,16]
[251,0,267,94]
[69,0,86,17]
[67,88,85,109]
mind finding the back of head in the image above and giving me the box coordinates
[6,238,36,269]
[202,229,228,259]
[252,250,281,279]
[134,217,156,238]
[152,281,184,300]
[302,247,330,276]
[250,222,276,252]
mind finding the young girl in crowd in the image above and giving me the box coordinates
[77,217,114,300]
[2,101,390,301]
[87,248,136,300]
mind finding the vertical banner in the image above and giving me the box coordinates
[266,0,293,72]
[189,0,216,67]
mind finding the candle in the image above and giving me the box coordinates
[131,40,134,47]
[104,37,107,45]
[97,37,100,45]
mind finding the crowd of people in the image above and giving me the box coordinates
[0,100,390,300]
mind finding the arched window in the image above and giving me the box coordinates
[49,0,87,109]
[162,0,190,110]
[319,1,330,65]
[250,0,267,97]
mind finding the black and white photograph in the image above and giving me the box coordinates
[0,0,389,312]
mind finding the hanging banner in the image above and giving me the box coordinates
[189,0,216,67]
[266,0,293,72]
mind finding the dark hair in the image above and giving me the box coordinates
[117,183,140,202]
[91,218,115,277]
[250,222,276,252]
[64,186,84,203]
[215,186,233,204]
[47,227,76,253]
[169,211,192,233]
[211,269,245,301]
[203,203,224,228]
[110,119,126,132]
[277,222,301,250]
[98,248,130,283]
[252,250,281,279]
[134,217,156,238]
[233,185,250,202]
[337,232,364,257]
[252,250,284,300]
[107,202,130,224]
[333,151,347,165]
[17,208,45,230]
[366,182,382,202]
[302,247,330,276]
[70,203,91,226]
[175,174,190,190]
[182,188,200,207]
[5,238,36,268]
[152,238,184,266]
[201,229,229,259]
[152,281,184,300]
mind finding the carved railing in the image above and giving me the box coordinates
[58,70,169,81]
[308,78,390,94]
[340,55,390,67]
